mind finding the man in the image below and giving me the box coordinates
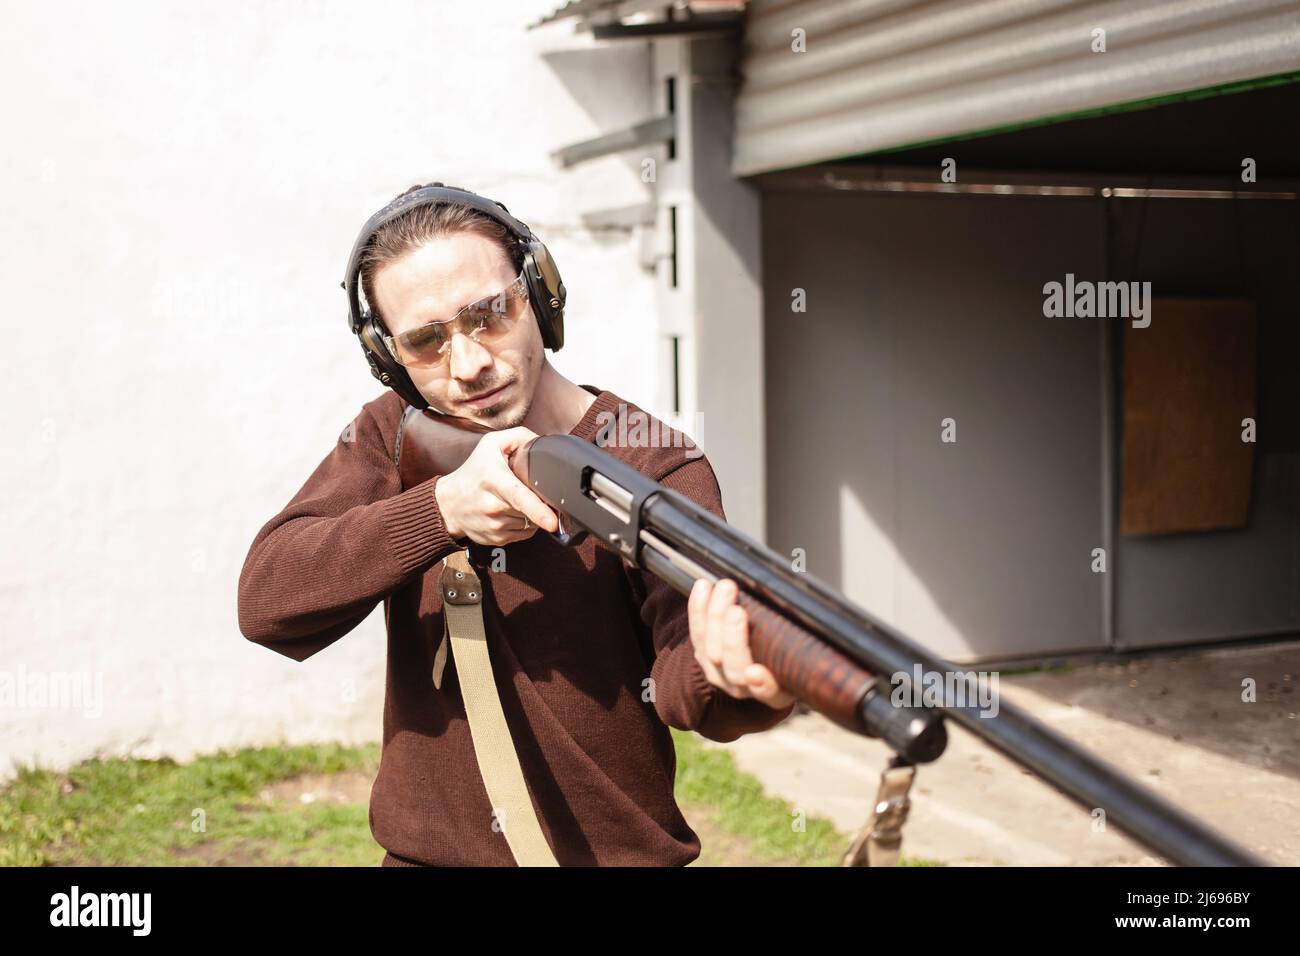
[238,183,794,866]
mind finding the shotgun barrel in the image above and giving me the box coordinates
[523,433,1265,868]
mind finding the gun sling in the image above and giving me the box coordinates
[436,550,559,867]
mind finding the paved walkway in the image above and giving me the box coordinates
[709,640,1299,865]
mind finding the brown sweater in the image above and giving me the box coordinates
[237,385,792,865]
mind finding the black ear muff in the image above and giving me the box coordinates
[357,312,429,411]
[521,238,566,351]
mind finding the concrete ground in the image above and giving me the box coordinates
[709,639,1299,866]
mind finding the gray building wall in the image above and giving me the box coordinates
[763,191,1106,663]
[761,187,1300,662]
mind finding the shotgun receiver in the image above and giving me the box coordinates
[394,405,1264,867]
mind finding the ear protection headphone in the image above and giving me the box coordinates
[341,182,566,412]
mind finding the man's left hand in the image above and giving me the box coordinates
[687,578,797,709]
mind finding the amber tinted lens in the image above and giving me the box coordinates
[394,274,528,368]
[470,279,527,338]
[396,321,452,367]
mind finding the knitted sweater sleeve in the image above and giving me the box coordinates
[628,456,795,743]
[237,395,461,662]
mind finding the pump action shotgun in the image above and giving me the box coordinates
[393,404,1265,867]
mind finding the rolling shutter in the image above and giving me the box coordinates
[734,0,1300,176]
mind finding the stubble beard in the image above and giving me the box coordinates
[472,379,533,430]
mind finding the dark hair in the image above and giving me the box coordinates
[359,183,524,328]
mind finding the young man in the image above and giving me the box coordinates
[238,184,794,866]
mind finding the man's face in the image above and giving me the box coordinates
[371,231,544,426]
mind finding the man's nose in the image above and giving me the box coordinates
[448,331,492,381]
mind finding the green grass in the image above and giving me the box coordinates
[672,729,940,867]
[0,742,381,867]
[2,735,941,867]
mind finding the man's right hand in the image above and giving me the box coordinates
[432,427,560,546]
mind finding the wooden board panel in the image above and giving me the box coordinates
[1120,298,1257,536]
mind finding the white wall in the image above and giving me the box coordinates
[675,36,766,540]
[0,1,661,780]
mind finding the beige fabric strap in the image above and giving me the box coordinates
[841,757,916,868]
[438,550,558,867]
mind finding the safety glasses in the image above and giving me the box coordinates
[381,270,530,370]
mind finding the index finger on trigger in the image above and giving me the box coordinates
[490,465,559,533]
[504,439,534,487]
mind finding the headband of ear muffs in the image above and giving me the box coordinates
[341,182,566,412]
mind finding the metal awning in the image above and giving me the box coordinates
[529,2,748,168]
[528,0,746,33]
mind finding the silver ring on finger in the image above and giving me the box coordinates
[522,515,531,530]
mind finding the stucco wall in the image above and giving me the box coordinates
[0,2,662,780]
